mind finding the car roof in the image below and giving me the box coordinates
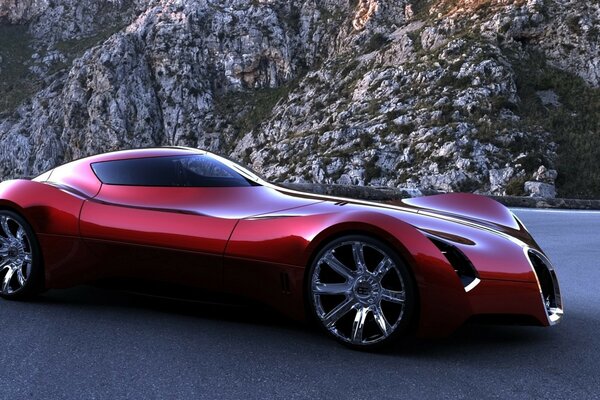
[41,147,208,197]
[83,147,204,163]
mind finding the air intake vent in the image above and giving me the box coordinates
[428,237,478,290]
[527,249,563,323]
[280,272,292,295]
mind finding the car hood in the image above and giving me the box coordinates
[264,185,539,250]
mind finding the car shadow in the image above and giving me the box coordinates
[33,285,309,330]
[31,285,569,358]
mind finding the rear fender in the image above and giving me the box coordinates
[0,180,84,236]
[0,180,89,288]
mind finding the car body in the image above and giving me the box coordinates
[0,147,563,348]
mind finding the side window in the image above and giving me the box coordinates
[91,155,255,187]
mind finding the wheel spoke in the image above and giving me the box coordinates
[313,282,352,295]
[374,257,394,278]
[23,253,32,264]
[351,307,369,343]
[352,243,367,273]
[2,265,15,293]
[0,216,13,239]
[323,297,355,327]
[16,227,25,241]
[0,258,10,270]
[0,245,8,257]
[323,252,355,280]
[381,288,405,304]
[373,306,392,336]
[16,267,26,286]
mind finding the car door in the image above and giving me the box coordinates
[78,155,246,289]
[79,187,237,289]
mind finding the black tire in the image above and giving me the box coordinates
[0,210,44,300]
[306,234,417,350]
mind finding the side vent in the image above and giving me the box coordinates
[428,236,479,290]
[280,272,292,295]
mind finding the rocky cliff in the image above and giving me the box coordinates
[0,0,599,198]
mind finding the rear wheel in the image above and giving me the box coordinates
[0,210,44,299]
[307,235,417,349]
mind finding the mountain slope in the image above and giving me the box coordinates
[0,0,599,198]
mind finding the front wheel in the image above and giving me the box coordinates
[307,235,417,349]
[0,210,44,299]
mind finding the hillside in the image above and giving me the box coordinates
[1,0,599,198]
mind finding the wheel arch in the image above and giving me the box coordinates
[302,210,473,337]
[303,212,426,280]
[302,225,422,335]
[304,223,417,286]
[0,207,46,297]
[0,199,27,215]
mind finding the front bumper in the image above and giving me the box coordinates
[415,240,563,337]
[464,246,563,328]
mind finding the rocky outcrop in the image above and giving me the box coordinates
[1,0,599,198]
[0,0,48,24]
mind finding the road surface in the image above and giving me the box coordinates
[0,209,598,399]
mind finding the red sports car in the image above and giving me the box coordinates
[0,147,562,348]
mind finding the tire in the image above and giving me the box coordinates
[307,235,417,350]
[0,210,44,300]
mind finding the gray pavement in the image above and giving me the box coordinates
[0,209,599,399]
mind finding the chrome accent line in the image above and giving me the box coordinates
[182,147,532,247]
[245,214,303,220]
[464,277,481,293]
[417,210,528,248]
[511,211,529,234]
[420,231,480,292]
[523,247,564,325]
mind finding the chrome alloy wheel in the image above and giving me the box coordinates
[310,238,412,347]
[0,214,34,295]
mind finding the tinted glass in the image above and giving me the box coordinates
[91,155,256,187]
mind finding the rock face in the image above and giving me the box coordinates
[0,0,49,24]
[1,0,599,198]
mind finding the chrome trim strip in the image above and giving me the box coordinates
[464,277,481,293]
[420,230,480,293]
[523,247,564,325]
[200,148,531,247]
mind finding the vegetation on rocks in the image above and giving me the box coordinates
[0,0,598,198]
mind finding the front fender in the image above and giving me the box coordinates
[307,210,472,337]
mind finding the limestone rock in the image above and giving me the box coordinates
[524,181,557,198]
[0,0,597,198]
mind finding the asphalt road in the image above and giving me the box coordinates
[1,209,599,399]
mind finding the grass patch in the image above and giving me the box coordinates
[214,85,292,144]
[505,175,527,196]
[0,24,38,114]
[364,155,381,182]
[512,51,600,199]
[364,33,389,53]
[0,22,126,115]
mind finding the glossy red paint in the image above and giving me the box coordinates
[403,192,520,230]
[0,147,561,338]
